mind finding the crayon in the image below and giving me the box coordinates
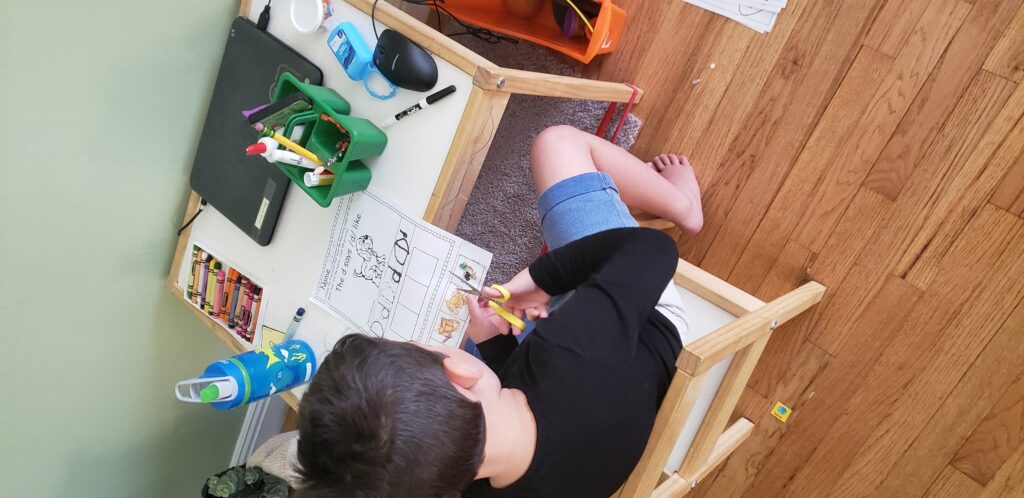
[187,246,199,299]
[241,282,255,339]
[198,253,210,306]
[248,287,263,341]
[213,268,226,316]
[232,276,249,330]
[221,269,237,321]
[228,271,243,328]
[205,262,219,315]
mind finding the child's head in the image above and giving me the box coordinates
[294,334,488,497]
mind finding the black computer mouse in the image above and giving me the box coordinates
[373,29,438,92]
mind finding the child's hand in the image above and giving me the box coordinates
[482,268,551,324]
[465,293,519,342]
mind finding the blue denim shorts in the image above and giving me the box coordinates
[463,172,637,358]
[538,172,638,250]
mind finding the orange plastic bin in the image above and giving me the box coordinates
[439,0,626,63]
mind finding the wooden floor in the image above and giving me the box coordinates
[585,0,1024,496]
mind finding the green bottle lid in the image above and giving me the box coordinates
[199,384,220,403]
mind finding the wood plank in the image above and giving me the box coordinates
[864,0,1024,201]
[808,68,1015,355]
[980,443,1024,498]
[923,466,985,498]
[630,0,806,164]
[955,373,1024,483]
[872,298,1024,496]
[673,259,765,317]
[651,0,810,184]
[686,418,755,486]
[721,49,893,292]
[678,0,882,264]
[582,0,677,87]
[902,83,1024,288]
[745,241,817,398]
[745,276,922,495]
[618,370,709,498]
[983,3,1024,82]
[863,0,933,57]
[991,148,1024,216]
[733,387,772,424]
[677,282,826,376]
[792,0,971,252]
[639,18,756,168]
[422,87,509,230]
[679,57,801,266]
[472,66,645,103]
[651,473,689,498]
[689,341,830,498]
[677,338,769,480]
[778,206,1024,497]
[953,302,1024,484]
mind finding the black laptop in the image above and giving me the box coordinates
[190,17,322,246]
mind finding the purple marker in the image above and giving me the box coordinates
[242,103,271,118]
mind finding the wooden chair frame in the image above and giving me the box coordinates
[616,260,826,497]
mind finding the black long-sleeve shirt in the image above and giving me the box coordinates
[463,228,682,498]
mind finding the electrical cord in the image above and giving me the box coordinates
[257,0,272,31]
[372,0,518,44]
[178,200,208,235]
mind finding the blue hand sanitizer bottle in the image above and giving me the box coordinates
[174,340,317,410]
[324,17,396,99]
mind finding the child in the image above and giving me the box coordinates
[295,125,704,497]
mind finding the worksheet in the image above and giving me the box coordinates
[312,190,492,346]
[685,0,781,32]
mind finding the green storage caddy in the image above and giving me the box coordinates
[269,72,388,207]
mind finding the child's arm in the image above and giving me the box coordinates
[528,228,678,357]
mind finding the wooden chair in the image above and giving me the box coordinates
[615,259,826,497]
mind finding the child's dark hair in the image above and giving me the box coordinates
[295,334,486,497]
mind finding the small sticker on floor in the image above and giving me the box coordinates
[771,402,792,423]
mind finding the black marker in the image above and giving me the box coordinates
[378,85,457,129]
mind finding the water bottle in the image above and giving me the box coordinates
[175,340,317,410]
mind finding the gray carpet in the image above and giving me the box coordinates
[453,38,643,283]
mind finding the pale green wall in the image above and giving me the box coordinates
[0,1,249,496]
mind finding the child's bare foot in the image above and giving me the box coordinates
[652,154,704,234]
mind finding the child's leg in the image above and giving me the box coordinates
[530,125,703,234]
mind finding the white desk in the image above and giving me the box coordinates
[168,0,643,409]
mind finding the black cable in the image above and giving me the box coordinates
[257,0,272,31]
[372,0,518,44]
[178,200,208,236]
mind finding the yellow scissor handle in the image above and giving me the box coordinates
[488,301,526,331]
[485,284,525,330]
[489,284,511,302]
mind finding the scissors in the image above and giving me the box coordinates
[451,270,527,331]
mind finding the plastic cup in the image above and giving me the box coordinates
[290,0,325,34]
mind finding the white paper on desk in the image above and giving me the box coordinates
[311,190,492,346]
[684,0,780,32]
